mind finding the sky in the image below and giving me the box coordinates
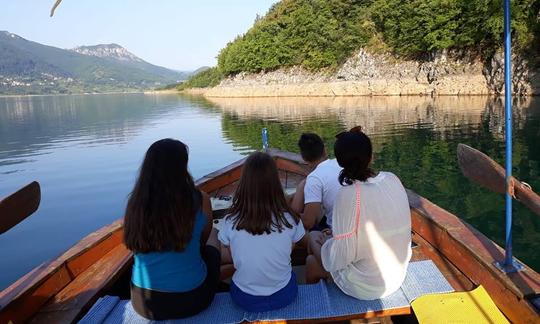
[0,0,276,71]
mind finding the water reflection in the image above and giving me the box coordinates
[207,95,540,272]
[0,93,244,290]
[0,93,538,291]
[0,95,183,167]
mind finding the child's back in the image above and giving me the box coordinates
[123,139,220,320]
[220,212,304,295]
[218,152,305,312]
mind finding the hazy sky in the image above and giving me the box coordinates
[0,0,276,71]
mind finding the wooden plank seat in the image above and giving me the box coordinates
[79,260,453,323]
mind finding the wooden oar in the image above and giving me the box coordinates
[457,143,540,216]
[0,181,41,234]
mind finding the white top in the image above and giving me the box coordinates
[321,172,412,300]
[218,212,305,296]
[304,159,343,227]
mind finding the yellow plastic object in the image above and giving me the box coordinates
[411,285,509,324]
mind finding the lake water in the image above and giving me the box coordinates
[0,93,539,290]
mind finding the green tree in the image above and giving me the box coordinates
[216,0,539,76]
[177,67,223,90]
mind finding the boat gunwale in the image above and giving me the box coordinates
[0,220,124,323]
[408,189,540,322]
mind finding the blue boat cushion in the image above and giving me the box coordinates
[79,260,453,324]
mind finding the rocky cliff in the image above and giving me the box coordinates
[72,44,143,62]
[200,49,539,97]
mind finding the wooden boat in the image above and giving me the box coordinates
[1,149,539,323]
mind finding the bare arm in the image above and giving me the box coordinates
[200,191,213,245]
[221,245,233,264]
[302,202,322,230]
[290,179,306,214]
[295,232,309,249]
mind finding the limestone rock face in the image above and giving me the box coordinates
[72,44,143,62]
[204,49,539,97]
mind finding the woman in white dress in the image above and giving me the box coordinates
[306,126,412,300]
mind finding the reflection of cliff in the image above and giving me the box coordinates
[0,94,199,165]
[212,95,540,271]
[220,110,345,155]
[208,96,535,139]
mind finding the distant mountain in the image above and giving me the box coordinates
[72,44,189,82]
[0,31,187,95]
[72,44,143,62]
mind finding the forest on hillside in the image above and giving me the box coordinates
[181,0,539,88]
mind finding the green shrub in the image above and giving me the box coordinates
[177,67,223,90]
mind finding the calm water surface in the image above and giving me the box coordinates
[0,93,539,290]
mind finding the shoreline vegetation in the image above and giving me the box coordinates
[178,0,540,97]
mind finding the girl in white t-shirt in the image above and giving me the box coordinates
[218,152,306,312]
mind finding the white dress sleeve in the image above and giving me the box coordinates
[321,182,361,272]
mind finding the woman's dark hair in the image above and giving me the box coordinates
[298,133,325,162]
[228,152,299,235]
[334,126,375,185]
[124,138,199,253]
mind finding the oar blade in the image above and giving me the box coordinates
[457,144,506,195]
[0,181,41,234]
[457,143,540,216]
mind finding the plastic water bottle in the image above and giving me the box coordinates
[262,128,269,150]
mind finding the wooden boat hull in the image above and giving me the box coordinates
[1,149,539,323]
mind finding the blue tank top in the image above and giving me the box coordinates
[131,210,208,292]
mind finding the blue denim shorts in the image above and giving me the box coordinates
[230,272,298,312]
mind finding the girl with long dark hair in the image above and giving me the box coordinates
[218,152,306,312]
[306,127,412,300]
[124,138,220,320]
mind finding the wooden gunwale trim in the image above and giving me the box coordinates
[266,148,305,164]
[0,265,71,324]
[408,189,540,296]
[269,149,309,177]
[411,232,475,292]
[196,149,307,194]
[0,220,124,322]
[30,245,132,324]
[196,158,246,193]
[65,230,124,278]
[275,158,309,177]
[407,190,540,322]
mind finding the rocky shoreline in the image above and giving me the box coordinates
[184,49,539,97]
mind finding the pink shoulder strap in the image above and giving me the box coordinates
[334,181,361,240]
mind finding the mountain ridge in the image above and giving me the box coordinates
[72,44,144,62]
[0,32,188,95]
